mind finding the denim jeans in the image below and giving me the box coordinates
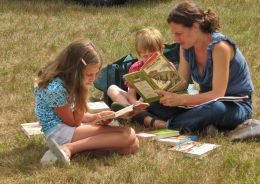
[148,98,252,132]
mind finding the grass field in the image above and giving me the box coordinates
[0,0,259,183]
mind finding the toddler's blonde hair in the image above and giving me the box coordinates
[135,27,164,55]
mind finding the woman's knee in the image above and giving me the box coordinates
[209,101,226,114]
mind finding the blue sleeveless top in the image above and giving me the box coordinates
[184,32,254,96]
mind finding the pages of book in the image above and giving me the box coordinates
[158,135,198,146]
[178,95,249,109]
[137,129,179,139]
[90,105,134,124]
[87,101,110,113]
[21,122,43,137]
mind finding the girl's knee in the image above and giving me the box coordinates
[128,138,139,154]
[121,127,137,145]
[121,137,139,155]
[107,85,119,96]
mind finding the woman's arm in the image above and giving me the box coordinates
[158,41,233,106]
[178,47,191,91]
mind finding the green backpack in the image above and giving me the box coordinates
[94,43,180,106]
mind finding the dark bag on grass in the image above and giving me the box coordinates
[94,43,180,106]
[227,119,260,141]
[94,54,137,105]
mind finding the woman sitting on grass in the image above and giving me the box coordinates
[147,2,254,134]
[34,40,139,165]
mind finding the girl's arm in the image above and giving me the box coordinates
[55,106,114,126]
[158,41,233,106]
[82,112,98,123]
[54,106,84,127]
[127,88,139,104]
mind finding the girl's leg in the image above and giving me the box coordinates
[64,125,139,156]
[107,85,130,106]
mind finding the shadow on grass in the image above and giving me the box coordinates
[3,0,173,16]
[0,137,125,178]
[0,138,46,177]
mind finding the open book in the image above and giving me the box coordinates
[90,103,149,124]
[87,101,110,113]
[178,95,249,109]
[123,52,186,103]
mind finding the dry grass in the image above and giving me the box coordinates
[0,0,259,183]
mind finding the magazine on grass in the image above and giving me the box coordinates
[137,129,179,139]
[169,141,220,158]
[123,52,186,103]
[158,135,198,146]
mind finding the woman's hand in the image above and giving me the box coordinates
[156,90,183,107]
[95,111,115,126]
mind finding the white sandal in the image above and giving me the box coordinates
[46,138,70,165]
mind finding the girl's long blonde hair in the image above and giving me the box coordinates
[35,40,102,112]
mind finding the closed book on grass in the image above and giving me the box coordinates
[21,122,43,137]
[137,129,179,139]
[87,101,110,113]
[169,141,220,158]
[158,135,198,146]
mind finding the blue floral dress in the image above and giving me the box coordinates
[34,77,69,136]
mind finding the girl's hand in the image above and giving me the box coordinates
[155,90,183,107]
[95,111,115,126]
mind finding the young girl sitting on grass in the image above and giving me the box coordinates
[107,27,167,129]
[34,40,139,165]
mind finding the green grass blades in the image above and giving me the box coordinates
[0,0,259,183]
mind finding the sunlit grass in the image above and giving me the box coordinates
[0,0,259,183]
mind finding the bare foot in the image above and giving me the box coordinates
[144,116,166,129]
[62,145,72,158]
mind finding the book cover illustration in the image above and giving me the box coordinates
[158,135,198,146]
[169,141,220,158]
[124,52,186,103]
[142,53,184,92]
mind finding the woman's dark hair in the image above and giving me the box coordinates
[167,1,220,33]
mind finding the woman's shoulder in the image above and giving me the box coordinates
[208,32,237,51]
